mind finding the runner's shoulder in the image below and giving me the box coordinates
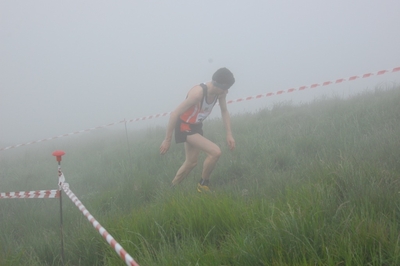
[187,85,204,100]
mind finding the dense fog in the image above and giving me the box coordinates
[1,1,400,147]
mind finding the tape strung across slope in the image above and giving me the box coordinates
[1,66,399,152]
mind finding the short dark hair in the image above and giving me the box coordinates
[212,68,235,89]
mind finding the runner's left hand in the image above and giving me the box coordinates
[226,135,235,151]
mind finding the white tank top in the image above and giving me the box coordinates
[180,83,218,124]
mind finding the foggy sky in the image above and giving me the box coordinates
[1,0,400,147]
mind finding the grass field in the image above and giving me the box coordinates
[1,86,400,265]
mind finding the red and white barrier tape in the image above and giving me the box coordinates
[62,183,140,266]
[0,190,60,199]
[226,66,400,104]
[0,121,127,151]
[1,66,399,152]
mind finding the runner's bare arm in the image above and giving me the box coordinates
[219,94,235,151]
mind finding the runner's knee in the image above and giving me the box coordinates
[209,147,222,160]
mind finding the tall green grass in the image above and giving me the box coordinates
[1,86,400,265]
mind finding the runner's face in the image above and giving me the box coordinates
[219,88,229,95]
[212,82,229,95]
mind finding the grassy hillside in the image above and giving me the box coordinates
[1,86,400,265]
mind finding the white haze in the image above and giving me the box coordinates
[1,0,400,147]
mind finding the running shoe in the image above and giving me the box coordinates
[197,179,211,193]
[197,183,211,193]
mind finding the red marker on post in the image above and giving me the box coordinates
[52,150,65,163]
[52,150,66,265]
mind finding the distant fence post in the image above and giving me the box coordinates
[124,118,132,160]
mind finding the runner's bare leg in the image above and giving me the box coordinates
[171,141,200,185]
[186,134,221,181]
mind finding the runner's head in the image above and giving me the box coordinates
[212,68,235,90]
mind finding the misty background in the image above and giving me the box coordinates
[1,0,400,147]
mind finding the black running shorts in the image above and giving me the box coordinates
[175,120,203,143]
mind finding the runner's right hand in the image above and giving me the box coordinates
[160,139,171,155]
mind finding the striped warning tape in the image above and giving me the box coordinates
[1,66,399,152]
[62,183,140,266]
[0,121,127,151]
[0,190,60,199]
[226,66,400,104]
